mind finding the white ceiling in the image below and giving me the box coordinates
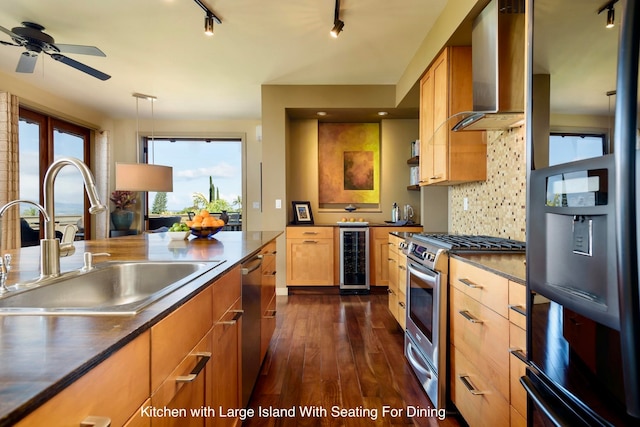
[0,0,447,121]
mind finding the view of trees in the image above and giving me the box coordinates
[151,176,242,215]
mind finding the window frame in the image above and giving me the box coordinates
[18,107,93,239]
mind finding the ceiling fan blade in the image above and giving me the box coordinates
[16,52,37,73]
[0,24,20,39]
[54,43,106,57]
[50,53,111,81]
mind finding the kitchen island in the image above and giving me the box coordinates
[0,230,282,426]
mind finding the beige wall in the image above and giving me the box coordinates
[287,118,422,224]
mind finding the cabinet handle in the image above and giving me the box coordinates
[459,310,483,324]
[508,304,526,316]
[302,231,318,235]
[459,278,483,289]
[430,176,441,180]
[398,301,406,308]
[264,310,277,318]
[80,416,111,427]
[459,374,484,395]
[303,240,319,244]
[388,288,395,295]
[509,348,528,364]
[398,265,407,271]
[388,258,396,262]
[218,309,244,325]
[176,352,212,383]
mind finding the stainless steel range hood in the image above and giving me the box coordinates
[453,0,525,131]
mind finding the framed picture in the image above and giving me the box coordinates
[292,201,314,224]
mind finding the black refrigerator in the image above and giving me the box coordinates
[524,0,640,425]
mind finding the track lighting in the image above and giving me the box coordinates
[606,7,615,28]
[597,0,618,29]
[204,14,214,36]
[330,0,344,38]
[331,20,344,38]
[193,0,222,35]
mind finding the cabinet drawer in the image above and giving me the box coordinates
[124,399,151,427]
[450,346,510,427]
[510,405,526,427]
[287,226,333,239]
[16,332,150,427]
[450,258,509,317]
[509,323,527,418]
[450,287,510,398]
[213,266,241,322]
[151,332,212,425]
[397,289,407,330]
[151,286,213,392]
[261,294,277,360]
[508,281,527,329]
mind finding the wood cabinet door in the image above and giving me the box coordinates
[212,299,242,427]
[431,49,449,183]
[286,238,334,285]
[15,332,150,427]
[419,67,435,184]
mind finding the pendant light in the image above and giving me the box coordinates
[115,93,173,192]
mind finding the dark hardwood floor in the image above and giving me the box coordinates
[244,292,465,427]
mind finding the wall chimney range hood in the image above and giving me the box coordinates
[452,0,525,131]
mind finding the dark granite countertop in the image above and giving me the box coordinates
[450,252,526,285]
[287,223,423,227]
[0,230,282,426]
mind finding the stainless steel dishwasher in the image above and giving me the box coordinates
[241,253,263,407]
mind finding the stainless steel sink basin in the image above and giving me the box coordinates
[0,260,224,315]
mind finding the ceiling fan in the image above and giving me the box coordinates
[0,21,110,81]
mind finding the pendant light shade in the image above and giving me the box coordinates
[115,93,173,192]
[115,163,173,192]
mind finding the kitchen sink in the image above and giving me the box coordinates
[0,260,224,316]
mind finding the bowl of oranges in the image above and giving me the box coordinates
[186,210,226,238]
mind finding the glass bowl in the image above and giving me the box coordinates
[189,226,223,238]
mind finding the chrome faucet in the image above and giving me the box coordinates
[41,157,107,278]
[0,200,50,293]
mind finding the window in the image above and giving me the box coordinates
[18,108,92,243]
[143,137,243,226]
[548,133,606,167]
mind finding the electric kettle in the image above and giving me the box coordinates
[403,204,414,222]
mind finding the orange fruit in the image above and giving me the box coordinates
[200,210,210,218]
[193,214,203,223]
[202,217,216,227]
[185,220,194,227]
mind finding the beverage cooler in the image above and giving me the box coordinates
[339,226,370,294]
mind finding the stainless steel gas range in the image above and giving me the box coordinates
[404,234,526,411]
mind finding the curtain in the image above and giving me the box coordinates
[0,92,21,250]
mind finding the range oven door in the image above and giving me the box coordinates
[406,260,442,361]
[405,259,447,409]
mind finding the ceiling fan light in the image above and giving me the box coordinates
[204,14,214,36]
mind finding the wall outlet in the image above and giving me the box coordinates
[463,197,469,211]
[252,201,260,209]
[275,199,282,209]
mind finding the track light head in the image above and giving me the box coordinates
[606,7,615,28]
[204,14,214,36]
[330,19,344,38]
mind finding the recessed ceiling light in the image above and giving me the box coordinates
[377,111,389,116]
[317,111,328,116]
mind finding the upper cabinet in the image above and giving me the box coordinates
[419,47,486,185]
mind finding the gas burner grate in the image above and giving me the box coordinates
[413,234,526,252]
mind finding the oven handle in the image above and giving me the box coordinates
[407,261,439,286]
[405,340,432,379]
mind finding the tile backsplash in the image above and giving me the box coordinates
[449,126,527,241]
